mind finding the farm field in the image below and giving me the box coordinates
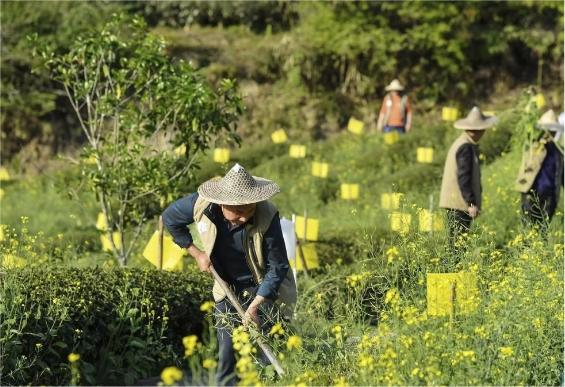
[1,1,563,386]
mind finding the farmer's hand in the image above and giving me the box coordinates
[468,205,479,219]
[244,295,266,327]
[187,245,211,272]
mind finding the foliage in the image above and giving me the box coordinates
[0,265,211,385]
[133,1,299,33]
[35,14,243,265]
[0,1,122,161]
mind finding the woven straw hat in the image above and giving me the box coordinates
[385,79,405,92]
[197,163,280,205]
[537,109,564,132]
[454,106,497,130]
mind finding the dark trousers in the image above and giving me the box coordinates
[521,191,558,231]
[214,291,275,386]
[446,209,472,257]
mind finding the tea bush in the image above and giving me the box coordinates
[0,266,211,385]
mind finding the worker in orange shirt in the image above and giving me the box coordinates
[376,79,412,134]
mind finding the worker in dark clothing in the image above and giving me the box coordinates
[439,107,497,253]
[515,109,564,231]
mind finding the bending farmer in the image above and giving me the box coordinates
[162,164,297,385]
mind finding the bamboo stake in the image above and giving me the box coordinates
[209,265,285,377]
[158,216,164,270]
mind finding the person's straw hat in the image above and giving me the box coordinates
[197,163,280,205]
[537,109,564,132]
[385,79,405,92]
[454,106,497,130]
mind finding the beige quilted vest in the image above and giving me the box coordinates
[439,133,482,211]
[192,196,297,316]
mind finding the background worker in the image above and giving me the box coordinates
[162,164,296,386]
[439,107,497,253]
[376,79,413,133]
[515,109,564,230]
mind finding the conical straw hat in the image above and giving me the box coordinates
[537,109,564,132]
[454,106,497,130]
[198,163,280,205]
[385,79,405,92]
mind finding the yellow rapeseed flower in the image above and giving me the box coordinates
[269,323,285,337]
[384,288,400,305]
[200,301,215,313]
[161,366,183,385]
[182,335,198,357]
[499,346,514,358]
[333,376,349,386]
[358,353,375,370]
[68,353,80,363]
[203,358,217,369]
[286,335,303,351]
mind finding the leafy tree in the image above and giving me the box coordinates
[36,14,243,266]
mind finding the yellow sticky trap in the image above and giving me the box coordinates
[311,162,329,178]
[391,212,411,234]
[143,231,185,271]
[213,148,230,164]
[347,117,364,135]
[271,129,288,144]
[0,167,11,181]
[295,216,319,241]
[0,188,4,200]
[100,232,122,252]
[341,184,360,200]
[2,254,26,268]
[174,144,186,157]
[418,209,444,232]
[381,193,404,210]
[442,107,459,122]
[427,272,478,316]
[289,145,306,158]
[96,213,108,231]
[534,94,546,109]
[417,147,434,163]
[291,243,319,271]
[383,131,399,145]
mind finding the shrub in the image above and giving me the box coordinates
[0,266,212,385]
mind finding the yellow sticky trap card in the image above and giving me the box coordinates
[390,212,411,234]
[427,272,478,316]
[174,144,186,157]
[534,94,546,109]
[100,232,122,252]
[143,231,185,271]
[341,184,360,200]
[311,162,329,178]
[442,107,459,122]
[347,117,364,135]
[289,144,306,158]
[418,209,444,232]
[383,131,399,145]
[381,193,404,210]
[0,167,11,181]
[417,147,434,163]
[2,254,26,268]
[213,148,230,164]
[295,216,319,241]
[291,243,319,271]
[96,212,109,231]
[271,129,288,144]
